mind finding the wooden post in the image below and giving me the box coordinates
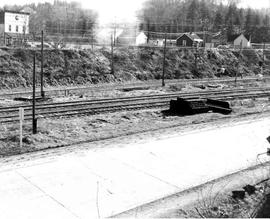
[113,21,116,47]
[162,31,167,87]
[111,34,114,74]
[91,31,94,50]
[147,20,150,44]
[33,53,37,134]
[19,108,24,148]
[195,47,198,73]
[263,42,266,73]
[235,40,243,86]
[41,30,45,98]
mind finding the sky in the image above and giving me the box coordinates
[0,0,269,23]
[238,0,270,9]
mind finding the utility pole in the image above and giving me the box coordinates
[91,30,94,50]
[147,19,150,44]
[162,31,168,87]
[263,42,266,64]
[41,30,45,98]
[111,34,114,74]
[194,50,198,73]
[113,18,116,46]
[261,42,266,76]
[235,40,243,85]
[32,52,37,134]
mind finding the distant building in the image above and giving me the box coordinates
[227,33,251,48]
[96,28,123,45]
[176,33,203,47]
[0,10,30,46]
[135,32,147,46]
[196,32,214,48]
[117,29,147,46]
[149,33,179,47]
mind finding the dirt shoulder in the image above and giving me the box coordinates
[112,163,270,218]
[1,97,270,157]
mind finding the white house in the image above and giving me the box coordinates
[0,10,30,46]
[96,28,124,45]
[117,30,147,46]
[228,33,251,48]
[135,32,147,46]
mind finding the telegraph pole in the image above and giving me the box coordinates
[235,40,243,85]
[147,19,150,44]
[113,18,116,46]
[32,52,37,134]
[111,34,114,74]
[162,31,168,87]
[263,42,266,64]
[41,30,45,98]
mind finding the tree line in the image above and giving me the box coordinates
[138,0,270,43]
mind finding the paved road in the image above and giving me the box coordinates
[0,118,270,218]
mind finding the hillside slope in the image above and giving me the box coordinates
[0,47,268,89]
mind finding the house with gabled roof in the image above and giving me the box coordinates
[227,33,251,48]
[176,33,203,47]
[116,27,147,46]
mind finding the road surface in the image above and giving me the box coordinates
[0,118,270,218]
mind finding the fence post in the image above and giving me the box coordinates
[19,108,24,147]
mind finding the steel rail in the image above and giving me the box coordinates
[0,89,270,124]
[0,76,268,99]
[0,87,268,113]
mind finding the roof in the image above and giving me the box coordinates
[0,10,30,15]
[20,7,35,15]
[117,28,145,39]
[212,32,222,39]
[228,33,250,42]
[177,33,203,42]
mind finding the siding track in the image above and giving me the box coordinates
[0,87,270,124]
[0,76,268,99]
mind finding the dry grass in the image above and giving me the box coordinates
[164,178,270,218]
[1,98,270,157]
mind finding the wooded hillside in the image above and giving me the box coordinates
[138,0,270,43]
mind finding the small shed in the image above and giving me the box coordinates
[176,33,203,47]
[228,33,251,48]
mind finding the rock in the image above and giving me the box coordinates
[243,185,256,195]
[232,190,246,200]
[22,136,34,144]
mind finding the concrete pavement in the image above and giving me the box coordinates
[0,118,270,218]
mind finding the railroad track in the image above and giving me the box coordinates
[0,76,268,99]
[0,87,270,124]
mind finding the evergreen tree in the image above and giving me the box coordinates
[187,0,199,31]
[214,11,223,30]
[245,8,253,31]
[263,15,270,27]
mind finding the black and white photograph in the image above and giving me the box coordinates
[1,0,270,218]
